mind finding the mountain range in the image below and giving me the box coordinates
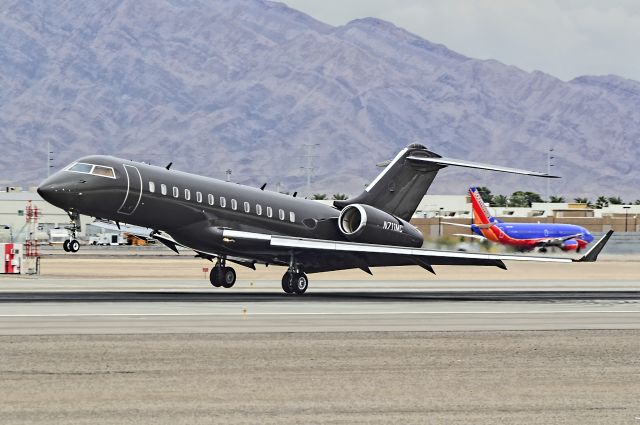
[1,0,639,200]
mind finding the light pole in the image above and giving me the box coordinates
[47,141,54,177]
[546,147,554,201]
[438,207,444,237]
[623,206,631,232]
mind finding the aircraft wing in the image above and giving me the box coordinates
[221,229,613,270]
[535,233,585,247]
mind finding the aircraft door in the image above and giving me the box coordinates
[117,165,143,215]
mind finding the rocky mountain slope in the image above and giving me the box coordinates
[1,0,639,199]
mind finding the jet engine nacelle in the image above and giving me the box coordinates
[338,204,424,247]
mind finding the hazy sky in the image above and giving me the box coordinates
[284,0,640,82]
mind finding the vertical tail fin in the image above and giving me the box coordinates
[334,144,556,221]
[334,144,445,220]
[469,187,495,225]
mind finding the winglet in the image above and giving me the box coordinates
[574,230,614,262]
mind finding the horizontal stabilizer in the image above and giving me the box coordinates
[406,156,559,178]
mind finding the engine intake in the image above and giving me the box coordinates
[338,204,423,247]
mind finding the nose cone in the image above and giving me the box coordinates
[37,175,73,209]
[37,181,61,207]
[37,183,52,200]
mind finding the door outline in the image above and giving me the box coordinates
[117,165,143,215]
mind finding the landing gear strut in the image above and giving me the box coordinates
[281,255,308,295]
[63,211,81,253]
[209,257,236,288]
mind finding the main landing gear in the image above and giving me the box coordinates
[209,258,236,288]
[281,270,308,295]
[280,254,308,295]
[63,211,81,253]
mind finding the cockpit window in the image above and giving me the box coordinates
[91,166,115,178]
[67,163,93,173]
[65,162,116,179]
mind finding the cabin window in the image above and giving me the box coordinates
[289,211,296,223]
[149,182,155,193]
[161,184,167,195]
[208,194,214,205]
[266,206,273,218]
[231,199,237,210]
[91,165,115,178]
[196,192,202,203]
[184,189,191,201]
[244,201,250,213]
[220,197,226,208]
[279,209,285,221]
[256,205,262,216]
[172,187,179,198]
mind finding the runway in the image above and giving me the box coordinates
[1,278,638,335]
[2,276,639,424]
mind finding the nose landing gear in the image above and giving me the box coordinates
[63,239,80,253]
[63,211,81,253]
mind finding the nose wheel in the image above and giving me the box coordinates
[63,239,80,253]
[63,210,81,253]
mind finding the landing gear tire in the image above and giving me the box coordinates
[209,266,236,288]
[63,240,71,252]
[68,239,80,253]
[221,267,236,288]
[209,266,223,287]
[538,247,548,253]
[282,272,308,295]
[281,272,294,294]
[292,272,308,295]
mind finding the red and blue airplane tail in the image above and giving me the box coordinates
[468,187,507,243]
[469,187,496,225]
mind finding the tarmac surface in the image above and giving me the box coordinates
[1,258,639,424]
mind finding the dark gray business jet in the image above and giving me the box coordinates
[37,144,612,294]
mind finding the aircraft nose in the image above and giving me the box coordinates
[37,178,71,208]
[37,182,59,205]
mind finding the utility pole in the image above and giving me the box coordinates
[546,145,554,201]
[225,169,232,182]
[301,143,319,197]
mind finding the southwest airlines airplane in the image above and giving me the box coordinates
[446,187,595,252]
[37,144,612,295]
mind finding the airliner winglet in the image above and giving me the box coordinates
[574,230,614,262]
